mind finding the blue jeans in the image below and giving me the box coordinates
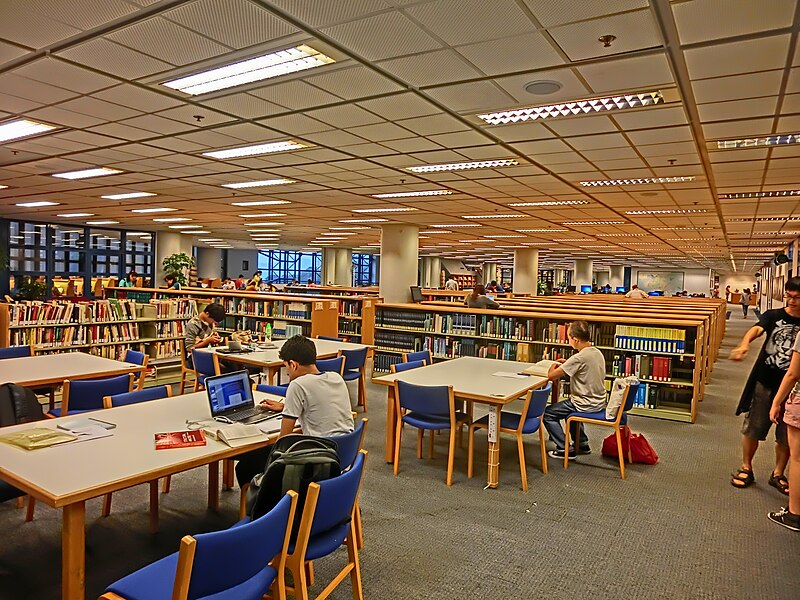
[543,399,589,451]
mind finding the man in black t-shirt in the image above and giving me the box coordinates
[730,277,800,495]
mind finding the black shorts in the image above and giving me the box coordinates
[742,381,788,444]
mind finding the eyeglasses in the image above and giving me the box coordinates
[784,294,800,302]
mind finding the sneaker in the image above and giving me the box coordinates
[548,448,576,460]
[577,446,592,455]
[767,507,800,532]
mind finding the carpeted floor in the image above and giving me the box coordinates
[1,313,798,599]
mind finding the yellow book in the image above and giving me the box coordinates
[0,428,77,450]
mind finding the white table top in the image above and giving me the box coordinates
[372,356,548,403]
[0,391,280,507]
[0,353,141,387]
[205,338,369,367]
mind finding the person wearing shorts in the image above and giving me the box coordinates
[730,277,800,494]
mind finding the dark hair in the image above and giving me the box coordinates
[127,270,137,279]
[568,320,591,342]
[279,335,316,365]
[631,284,638,289]
[165,273,177,282]
[448,274,455,279]
[472,284,486,298]
[204,302,226,323]
[238,274,244,277]
[307,279,313,284]
[255,270,262,276]
[786,277,800,293]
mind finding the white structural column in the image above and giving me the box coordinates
[574,259,594,290]
[322,249,337,285]
[195,247,222,280]
[482,262,499,285]
[334,248,353,286]
[595,271,609,286]
[421,257,442,288]
[609,265,624,289]
[513,249,539,295]
[156,232,193,281]
[379,224,419,303]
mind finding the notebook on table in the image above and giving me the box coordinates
[205,370,281,425]
[520,359,559,377]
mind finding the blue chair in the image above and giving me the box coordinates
[391,359,425,374]
[468,384,551,491]
[340,347,368,411]
[392,380,469,486]
[48,373,134,417]
[285,451,367,600]
[256,383,288,398]
[403,350,432,365]
[316,355,345,375]
[123,349,149,391]
[329,419,368,551]
[317,335,344,342]
[101,491,298,600]
[0,345,56,409]
[564,383,640,479]
[191,349,221,391]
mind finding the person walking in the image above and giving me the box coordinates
[741,288,752,318]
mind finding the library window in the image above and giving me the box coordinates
[258,249,322,284]
[353,253,378,286]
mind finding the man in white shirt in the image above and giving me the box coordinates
[444,274,459,290]
[544,321,607,459]
[625,285,650,299]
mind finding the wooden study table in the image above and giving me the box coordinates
[0,352,143,388]
[372,357,548,488]
[0,390,281,600]
[205,338,371,384]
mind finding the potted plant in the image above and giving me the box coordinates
[161,253,195,286]
[13,276,48,301]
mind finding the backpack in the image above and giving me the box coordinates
[0,383,45,427]
[246,434,341,530]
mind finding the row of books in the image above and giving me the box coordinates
[272,321,306,339]
[10,322,141,347]
[610,354,679,382]
[377,309,428,330]
[431,313,477,335]
[373,353,403,373]
[147,299,197,319]
[375,331,418,351]
[219,299,312,320]
[613,326,687,353]
[89,344,134,361]
[423,336,478,359]
[8,299,138,326]
[338,319,361,335]
[339,301,362,316]
[155,321,186,338]
[150,340,182,360]
[631,383,692,410]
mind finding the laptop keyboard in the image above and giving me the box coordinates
[231,407,262,421]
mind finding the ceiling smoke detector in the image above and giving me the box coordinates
[523,80,562,95]
[598,34,617,47]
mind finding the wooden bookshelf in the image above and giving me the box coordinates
[372,302,714,423]
[284,285,380,296]
[337,297,378,345]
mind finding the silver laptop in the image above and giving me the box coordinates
[205,370,280,424]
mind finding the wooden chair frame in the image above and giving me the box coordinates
[466,389,547,492]
[339,350,368,412]
[178,340,196,394]
[564,384,633,479]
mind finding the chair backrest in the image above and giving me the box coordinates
[391,359,425,373]
[327,418,367,469]
[123,349,147,366]
[404,350,431,365]
[395,380,453,417]
[622,383,640,414]
[524,383,552,421]
[183,492,297,600]
[104,385,171,409]
[191,349,218,377]
[256,383,288,397]
[63,373,133,413]
[0,346,32,360]
[316,356,345,375]
[340,347,367,371]
[317,335,344,342]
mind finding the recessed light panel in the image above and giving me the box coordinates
[239,213,286,218]
[130,207,177,213]
[372,190,452,198]
[0,118,58,142]
[562,220,625,225]
[509,200,589,207]
[57,212,95,218]
[462,214,524,219]
[16,201,59,208]
[204,141,308,159]
[222,179,295,188]
[406,159,518,172]
[53,168,122,180]
[714,134,800,149]
[431,223,481,228]
[352,207,417,213]
[169,225,202,229]
[516,228,567,232]
[719,190,800,199]
[580,176,695,186]
[86,220,119,225]
[101,192,156,200]
[339,218,388,223]
[231,200,291,207]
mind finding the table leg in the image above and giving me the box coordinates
[268,366,278,385]
[385,387,397,464]
[149,481,159,533]
[62,501,86,600]
[486,405,501,489]
[208,461,220,510]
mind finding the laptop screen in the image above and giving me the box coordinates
[206,371,253,415]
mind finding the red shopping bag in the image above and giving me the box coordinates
[601,428,659,465]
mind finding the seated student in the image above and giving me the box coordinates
[118,269,138,288]
[235,335,354,486]
[485,280,500,292]
[245,270,263,291]
[164,273,181,290]
[221,277,236,290]
[625,284,649,299]
[444,274,459,291]
[307,278,317,288]
[543,321,607,459]
[184,302,225,366]
[235,274,246,289]
[464,284,500,309]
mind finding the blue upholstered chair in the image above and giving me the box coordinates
[316,355,345,376]
[317,335,344,342]
[391,359,426,374]
[340,347,368,411]
[564,383,640,479]
[0,345,56,408]
[191,349,220,391]
[256,383,288,398]
[468,383,551,491]
[100,491,298,600]
[123,349,149,391]
[48,373,134,417]
[328,418,368,550]
[403,350,432,365]
[285,451,367,600]
[392,380,469,486]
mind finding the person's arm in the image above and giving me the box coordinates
[486,298,500,309]
[279,416,297,436]
[730,325,765,360]
[771,350,800,423]
[547,356,570,382]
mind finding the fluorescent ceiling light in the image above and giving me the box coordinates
[651,226,714,230]
[199,238,222,242]
[715,134,800,149]
[552,238,595,242]
[169,225,202,229]
[164,45,335,95]
[321,232,356,236]
[625,209,706,215]
[101,192,156,200]
[86,220,119,225]
[231,200,291,207]
[508,200,589,207]
[478,91,663,125]
[719,190,800,199]
[462,214,524,219]
[420,230,452,234]
[581,177,695,186]
[16,201,59,208]
[431,223,481,228]
[130,207,177,213]
[352,207,418,213]
[204,141,308,159]
[246,229,281,233]
[239,213,286,218]
[516,228,567,233]
[180,230,210,234]
[330,226,370,230]
[153,217,192,222]
[0,185,7,189]
[222,179,295,188]
[596,233,647,237]
[339,219,388,223]
[406,159,518,172]
[562,220,625,225]
[57,212,95,217]
[371,190,452,198]
[246,221,284,226]
[489,235,525,238]
[53,167,122,180]
[0,119,58,142]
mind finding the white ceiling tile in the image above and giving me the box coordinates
[379,137,444,153]
[492,69,590,105]
[346,121,414,142]
[93,84,185,112]
[154,105,235,127]
[302,129,372,147]
[308,104,385,128]
[13,58,119,94]
[686,35,790,80]
[547,115,618,137]
[698,97,780,122]
[305,65,403,98]
[58,96,142,120]
[567,132,630,151]
[27,105,108,129]
[377,49,483,86]
[202,93,285,119]
[395,113,468,136]
[692,71,784,104]
[456,31,564,75]
[673,0,795,45]
[266,0,391,28]
[0,73,79,104]
[425,81,515,112]
[702,118,774,140]
[628,125,693,146]
[58,39,174,79]
[428,130,494,148]
[357,93,440,120]
[522,0,648,27]
[484,121,556,143]
[405,0,536,45]
[259,114,334,136]
[250,80,340,110]
[613,105,689,130]
[579,54,674,94]
[0,3,81,48]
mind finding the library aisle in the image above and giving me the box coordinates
[0,317,797,599]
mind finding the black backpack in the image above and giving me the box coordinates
[246,434,341,531]
[0,383,45,427]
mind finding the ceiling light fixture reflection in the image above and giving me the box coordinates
[203,141,309,159]
[239,213,286,218]
[462,214,524,219]
[154,217,192,222]
[53,167,123,180]
[719,190,800,199]
[625,209,706,215]
[581,176,695,186]
[352,207,418,213]
[16,201,59,208]
[222,179,295,188]
[509,200,590,207]
[231,200,291,207]
[516,228,567,232]
[57,212,95,218]
[85,220,119,225]
[339,218,388,223]
[406,159,518,172]
[562,220,625,225]
[430,223,481,228]
[715,134,800,149]
[372,190,452,198]
[101,192,156,200]
[130,207,177,213]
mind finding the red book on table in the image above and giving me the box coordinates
[155,430,207,450]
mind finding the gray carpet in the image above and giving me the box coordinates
[1,314,799,599]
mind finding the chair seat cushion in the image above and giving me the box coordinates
[342,371,361,381]
[403,411,468,430]
[473,412,541,434]
[303,521,350,561]
[47,408,96,418]
[106,551,277,600]
[567,410,627,425]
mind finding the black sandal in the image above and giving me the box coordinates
[731,468,755,488]
[768,473,790,496]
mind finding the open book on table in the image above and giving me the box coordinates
[203,422,278,447]
[520,359,559,377]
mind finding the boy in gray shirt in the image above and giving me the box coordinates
[543,321,607,459]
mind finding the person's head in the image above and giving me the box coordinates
[567,320,591,349]
[223,277,231,283]
[127,270,137,282]
[473,284,486,297]
[165,273,177,285]
[785,277,800,314]
[448,274,455,280]
[631,284,639,290]
[254,270,262,276]
[307,279,313,284]
[200,302,226,326]
[279,335,318,380]
[490,280,498,286]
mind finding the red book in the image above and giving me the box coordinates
[155,430,207,450]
